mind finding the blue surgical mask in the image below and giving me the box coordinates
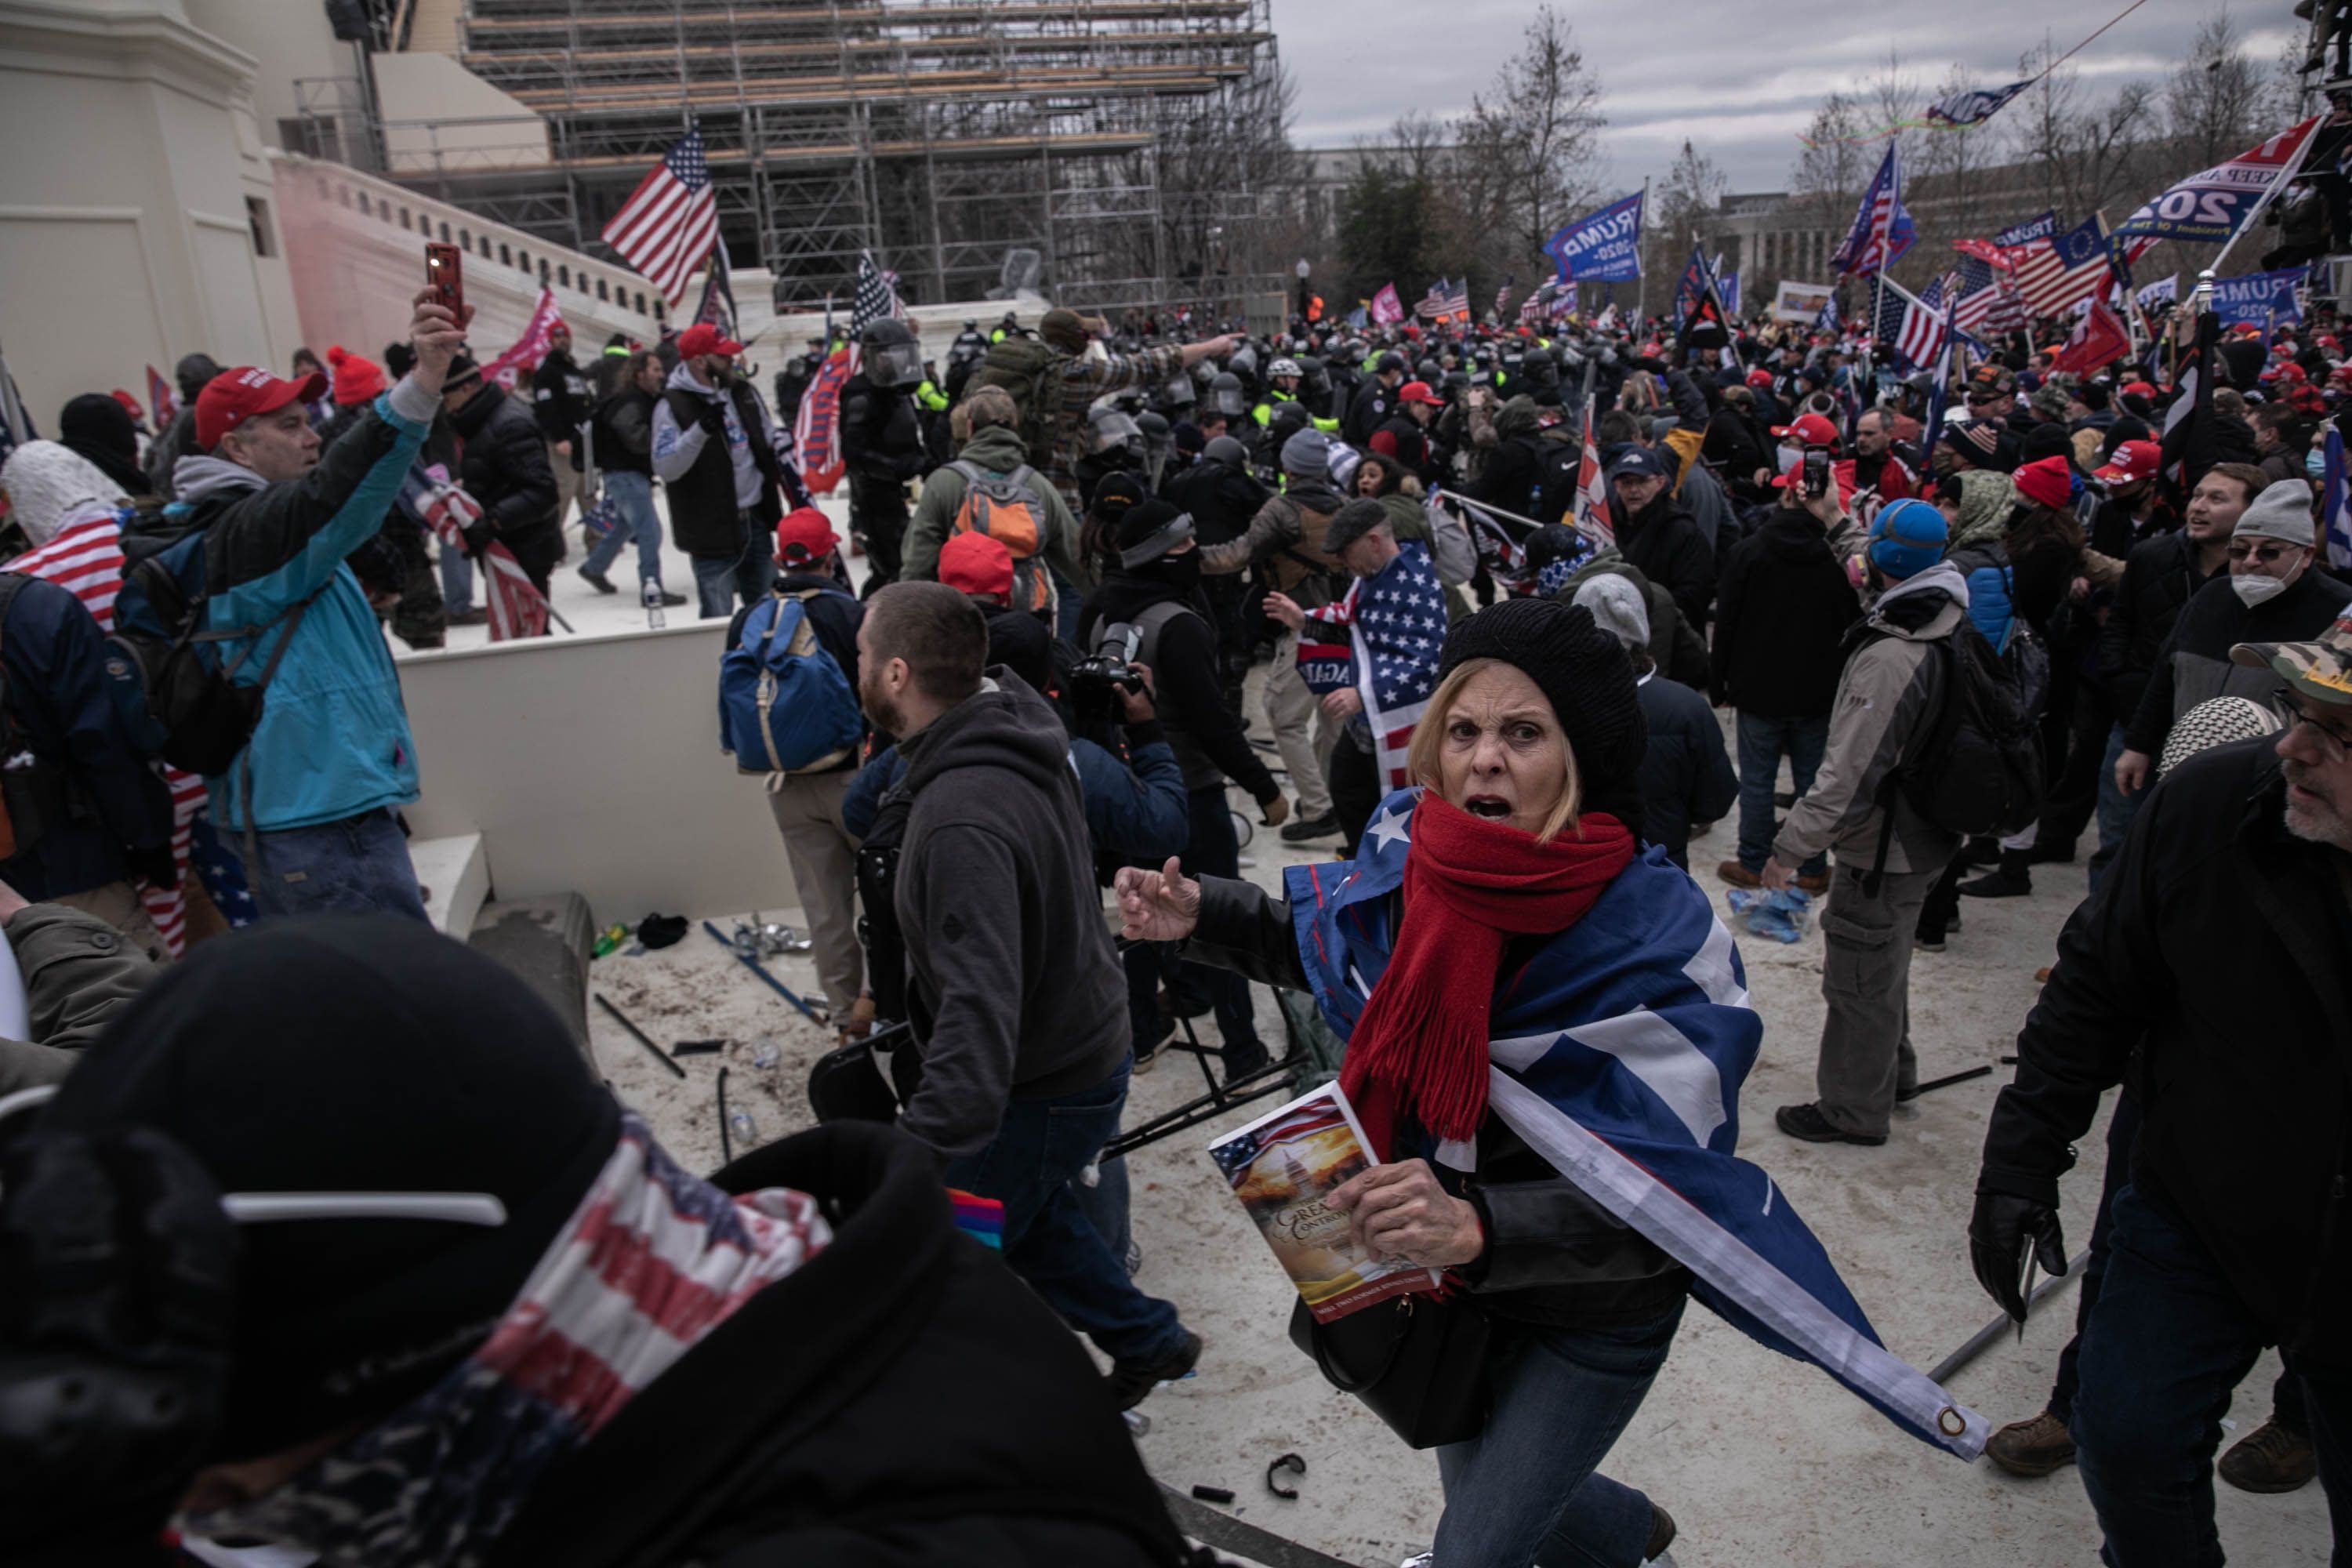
[2308,448,2328,481]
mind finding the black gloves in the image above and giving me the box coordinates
[1968,1191,2069,1322]
[696,397,730,437]
[461,520,495,560]
[124,844,177,893]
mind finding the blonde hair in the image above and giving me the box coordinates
[1405,656,1584,844]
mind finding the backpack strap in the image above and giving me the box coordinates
[1860,631,1958,898]
[234,583,335,876]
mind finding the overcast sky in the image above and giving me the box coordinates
[1276,0,2283,197]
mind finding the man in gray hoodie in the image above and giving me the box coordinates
[855,580,1200,1408]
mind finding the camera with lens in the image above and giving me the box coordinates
[1070,622,1148,699]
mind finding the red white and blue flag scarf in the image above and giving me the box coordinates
[1293,540,1445,790]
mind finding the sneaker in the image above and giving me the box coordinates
[2026,838,2076,865]
[578,565,619,595]
[447,607,488,626]
[1279,811,1341,844]
[2219,1417,2318,1494]
[658,590,688,607]
[1958,866,2032,898]
[1984,1410,2077,1477]
[1222,1042,1272,1081]
[1914,932,1947,953]
[1774,1102,1886,1146]
[1644,1502,1677,1563]
[1794,871,1830,894]
[1104,1329,1201,1410]
[1717,859,1762,889]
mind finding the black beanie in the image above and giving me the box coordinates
[1113,496,1182,556]
[1436,597,1648,833]
[2019,422,2074,466]
[38,916,619,1462]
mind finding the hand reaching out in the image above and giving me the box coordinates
[1114,855,1200,943]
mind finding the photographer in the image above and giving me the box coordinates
[1081,499,1284,1079]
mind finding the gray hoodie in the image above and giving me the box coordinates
[890,671,1130,1159]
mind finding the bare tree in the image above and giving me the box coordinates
[2009,45,2159,221]
[1454,6,1607,286]
[1648,139,1726,285]
[2168,11,2268,168]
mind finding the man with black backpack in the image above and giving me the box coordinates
[1764,499,1979,1147]
[720,508,869,1038]
[130,289,466,922]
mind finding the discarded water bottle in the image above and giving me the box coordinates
[1122,1409,1152,1437]
[749,1039,781,1070]
[727,1107,760,1148]
[642,575,666,630]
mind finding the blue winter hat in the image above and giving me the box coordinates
[1867,498,1948,580]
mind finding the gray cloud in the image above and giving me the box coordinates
[1279,0,2274,194]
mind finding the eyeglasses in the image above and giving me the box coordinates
[2227,542,2296,564]
[1965,394,2001,405]
[2290,706,2352,763]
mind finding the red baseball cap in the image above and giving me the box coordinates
[1745,368,1774,389]
[773,506,838,567]
[194,365,327,450]
[2120,379,2158,401]
[111,389,143,422]
[2093,440,2161,486]
[1769,412,1841,447]
[677,322,745,360]
[1398,379,1444,407]
[938,530,1014,604]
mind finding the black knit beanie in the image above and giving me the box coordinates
[1113,496,1184,557]
[38,916,620,1462]
[1436,597,1648,833]
[1091,470,1147,527]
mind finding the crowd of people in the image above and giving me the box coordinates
[0,261,2348,1568]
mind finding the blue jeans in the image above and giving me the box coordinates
[1735,711,1829,875]
[2072,1181,2351,1567]
[1434,1301,1686,1568]
[583,470,667,588]
[2048,1091,2141,1425]
[691,528,777,619]
[440,538,474,615]
[2089,724,2145,895]
[247,807,429,923]
[942,1062,1185,1366]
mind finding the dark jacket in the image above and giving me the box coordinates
[1976,740,2352,1371]
[1342,376,1397,446]
[846,725,1187,872]
[1612,488,1715,633]
[1636,672,1738,868]
[490,1120,1192,1567]
[888,674,1131,1159]
[2099,529,2220,724]
[529,347,593,466]
[2124,569,2352,756]
[449,381,562,568]
[655,369,786,555]
[1080,573,1277,803]
[1159,455,1269,544]
[1185,877,1691,1330]
[840,374,928,487]
[725,574,866,773]
[1710,505,1861,716]
[0,575,171,899]
[0,903,158,1097]
[590,385,657,479]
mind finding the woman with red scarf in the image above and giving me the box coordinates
[1118,597,1700,1568]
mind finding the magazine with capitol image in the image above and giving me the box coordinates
[1207,1081,1440,1323]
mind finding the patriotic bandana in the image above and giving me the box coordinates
[183,1115,830,1568]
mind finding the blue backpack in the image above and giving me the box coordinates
[720,589,864,781]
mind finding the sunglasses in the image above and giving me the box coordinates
[1965,394,2001,406]
[2227,542,2297,564]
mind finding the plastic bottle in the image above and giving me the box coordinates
[642,575,666,630]
[727,1108,760,1149]
[749,1039,781,1070]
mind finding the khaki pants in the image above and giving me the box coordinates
[1813,858,1943,1138]
[55,880,169,965]
[1265,627,1336,818]
[765,768,863,1016]
[549,439,589,532]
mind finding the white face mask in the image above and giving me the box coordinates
[2232,572,2290,607]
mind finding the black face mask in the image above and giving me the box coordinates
[1147,551,1203,593]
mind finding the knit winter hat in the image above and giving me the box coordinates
[1571,573,1651,657]
[1089,470,1147,527]
[1113,497,1194,566]
[0,439,123,547]
[1867,497,1949,579]
[37,916,621,1463]
[1435,597,1647,827]
[325,344,387,406]
[2011,455,2078,510]
[2235,478,2318,545]
[1322,496,1392,557]
[1280,427,1331,481]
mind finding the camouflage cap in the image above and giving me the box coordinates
[2231,604,2352,706]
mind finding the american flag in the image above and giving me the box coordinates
[1829,144,1917,277]
[1951,249,2026,336]
[1494,279,1515,320]
[1519,281,1552,325]
[1298,541,1446,790]
[405,469,550,640]
[1573,409,1615,548]
[1871,274,1949,372]
[2008,216,2111,318]
[849,251,903,333]
[601,128,718,306]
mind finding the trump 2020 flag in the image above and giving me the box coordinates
[1284,790,1990,1461]
[2114,118,2321,247]
[1544,191,1646,284]
[1296,542,1445,790]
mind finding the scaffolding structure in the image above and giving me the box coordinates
[330,0,1294,315]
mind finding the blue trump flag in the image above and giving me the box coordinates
[1544,191,1645,284]
[2209,267,2303,329]
[1285,788,1990,1461]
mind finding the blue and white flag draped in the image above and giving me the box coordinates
[1283,789,1991,1461]
[2325,427,2352,573]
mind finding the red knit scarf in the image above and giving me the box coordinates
[1340,795,1635,1159]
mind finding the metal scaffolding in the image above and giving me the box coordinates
[336,0,1292,315]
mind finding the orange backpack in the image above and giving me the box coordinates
[946,459,1050,612]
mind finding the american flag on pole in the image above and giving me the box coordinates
[1297,541,1446,790]
[1283,790,1989,1462]
[601,126,719,306]
[402,468,550,640]
[1871,274,1950,372]
[850,251,902,333]
[1573,409,1615,548]
[1951,249,2027,336]
[1519,281,1553,325]
[2007,216,2111,318]
[1494,279,1515,321]
[1829,144,1917,277]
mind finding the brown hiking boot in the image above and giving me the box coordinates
[2219,1418,2317,1493]
[1717,859,1762,889]
[1795,871,1830,894]
[1984,1410,2076,1477]
[1643,1501,1677,1561]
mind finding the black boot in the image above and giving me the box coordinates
[1959,848,2033,898]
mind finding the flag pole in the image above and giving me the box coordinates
[1635,176,1651,325]
[2206,127,2321,276]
